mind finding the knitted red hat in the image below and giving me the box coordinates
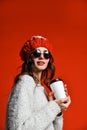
[20,36,53,61]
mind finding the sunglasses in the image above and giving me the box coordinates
[31,49,51,59]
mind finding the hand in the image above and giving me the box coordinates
[64,84,68,97]
[55,96,71,112]
[48,91,55,101]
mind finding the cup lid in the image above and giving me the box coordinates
[50,78,63,84]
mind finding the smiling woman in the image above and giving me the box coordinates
[5,36,71,130]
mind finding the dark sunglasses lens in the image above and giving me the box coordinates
[44,52,51,59]
[33,50,41,58]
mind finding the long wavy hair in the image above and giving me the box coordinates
[15,52,55,88]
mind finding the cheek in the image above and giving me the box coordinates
[33,59,37,66]
[45,60,50,66]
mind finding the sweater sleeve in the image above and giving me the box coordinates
[6,75,61,130]
[53,115,63,130]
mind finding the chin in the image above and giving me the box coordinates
[37,66,47,71]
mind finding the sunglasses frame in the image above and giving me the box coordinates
[31,49,51,59]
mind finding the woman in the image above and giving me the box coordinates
[6,36,71,130]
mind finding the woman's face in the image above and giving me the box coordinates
[32,47,50,72]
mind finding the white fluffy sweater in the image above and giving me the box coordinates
[6,75,63,130]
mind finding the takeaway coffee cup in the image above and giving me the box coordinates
[50,78,66,99]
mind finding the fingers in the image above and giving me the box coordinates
[67,96,71,106]
[64,84,68,96]
[62,96,71,105]
[48,91,54,101]
[60,96,69,103]
[55,96,71,112]
[61,96,71,112]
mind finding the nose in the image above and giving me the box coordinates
[39,53,44,59]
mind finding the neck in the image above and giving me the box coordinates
[33,71,42,83]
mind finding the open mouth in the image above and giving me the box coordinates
[37,61,45,66]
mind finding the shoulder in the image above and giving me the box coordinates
[19,74,35,83]
[8,75,35,103]
[15,74,36,89]
[10,75,35,96]
[19,74,36,90]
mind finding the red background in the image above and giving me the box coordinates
[0,0,87,130]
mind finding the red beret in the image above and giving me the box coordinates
[20,36,53,61]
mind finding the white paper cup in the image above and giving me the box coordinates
[50,78,66,99]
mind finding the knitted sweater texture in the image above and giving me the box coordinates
[6,75,63,130]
